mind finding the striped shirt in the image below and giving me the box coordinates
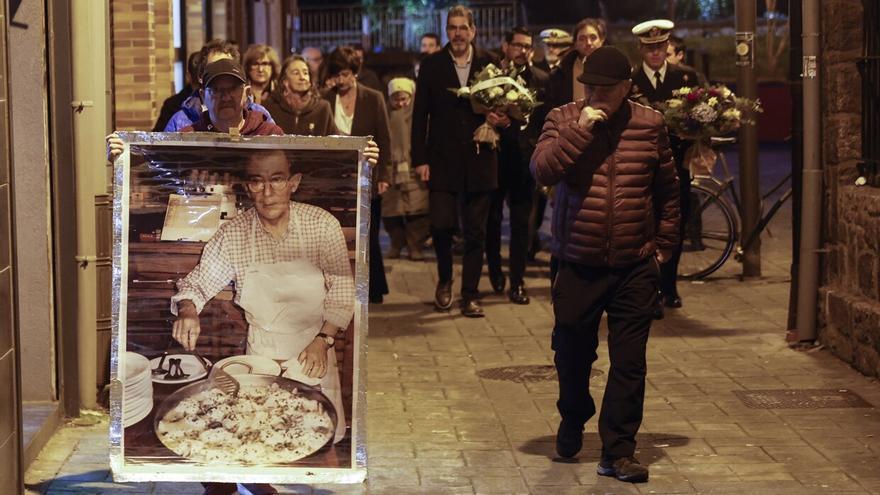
[171,202,355,330]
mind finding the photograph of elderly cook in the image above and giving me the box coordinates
[169,149,355,445]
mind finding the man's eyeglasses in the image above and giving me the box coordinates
[249,61,273,69]
[205,85,245,98]
[509,42,532,50]
[246,176,291,193]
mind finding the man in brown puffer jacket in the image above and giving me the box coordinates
[530,46,680,483]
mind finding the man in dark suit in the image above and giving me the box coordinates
[629,19,699,310]
[412,4,504,317]
[485,26,549,305]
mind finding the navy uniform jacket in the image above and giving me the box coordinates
[630,62,700,166]
[629,62,699,107]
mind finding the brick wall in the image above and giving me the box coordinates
[185,0,205,62]
[818,0,880,378]
[110,0,176,131]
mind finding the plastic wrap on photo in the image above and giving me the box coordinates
[109,133,369,484]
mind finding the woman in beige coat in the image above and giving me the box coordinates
[378,77,429,260]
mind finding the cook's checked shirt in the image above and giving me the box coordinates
[171,202,355,329]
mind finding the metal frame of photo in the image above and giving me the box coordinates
[108,133,370,484]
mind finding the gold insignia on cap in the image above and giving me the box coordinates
[632,19,674,44]
[540,28,573,46]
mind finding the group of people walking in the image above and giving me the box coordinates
[108,4,706,489]
[408,6,701,484]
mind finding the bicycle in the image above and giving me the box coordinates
[678,137,793,279]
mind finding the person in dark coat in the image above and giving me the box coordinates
[629,20,699,310]
[263,54,335,136]
[545,18,607,111]
[531,46,679,484]
[411,5,504,317]
[323,46,392,304]
[485,26,548,305]
[534,28,572,74]
[666,35,708,87]
[350,43,385,98]
[153,51,201,132]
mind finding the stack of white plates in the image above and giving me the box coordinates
[123,352,153,427]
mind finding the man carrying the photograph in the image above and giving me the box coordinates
[170,149,354,450]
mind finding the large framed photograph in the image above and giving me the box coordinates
[108,133,369,484]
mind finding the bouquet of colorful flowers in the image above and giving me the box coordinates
[661,85,762,175]
[451,63,540,151]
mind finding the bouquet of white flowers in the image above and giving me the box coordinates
[450,63,540,151]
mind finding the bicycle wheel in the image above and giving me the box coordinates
[678,183,738,279]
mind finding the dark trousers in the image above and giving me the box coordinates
[659,165,691,298]
[551,257,659,460]
[370,198,388,299]
[430,190,492,300]
[486,177,534,287]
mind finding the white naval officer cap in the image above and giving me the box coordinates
[631,19,674,44]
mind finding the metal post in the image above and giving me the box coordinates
[736,0,761,277]
[787,0,803,333]
[796,0,821,342]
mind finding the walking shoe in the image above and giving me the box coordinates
[597,456,649,483]
[508,284,530,305]
[663,295,683,308]
[555,420,583,459]
[461,299,485,317]
[409,248,425,261]
[434,280,453,310]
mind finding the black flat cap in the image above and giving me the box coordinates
[577,46,632,86]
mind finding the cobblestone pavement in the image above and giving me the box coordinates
[24,200,880,494]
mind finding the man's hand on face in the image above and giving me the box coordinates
[172,301,201,351]
[577,106,607,131]
[297,337,329,379]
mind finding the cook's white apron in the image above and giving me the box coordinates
[238,212,347,443]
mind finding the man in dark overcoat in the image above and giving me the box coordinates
[411,4,505,317]
[485,26,548,305]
